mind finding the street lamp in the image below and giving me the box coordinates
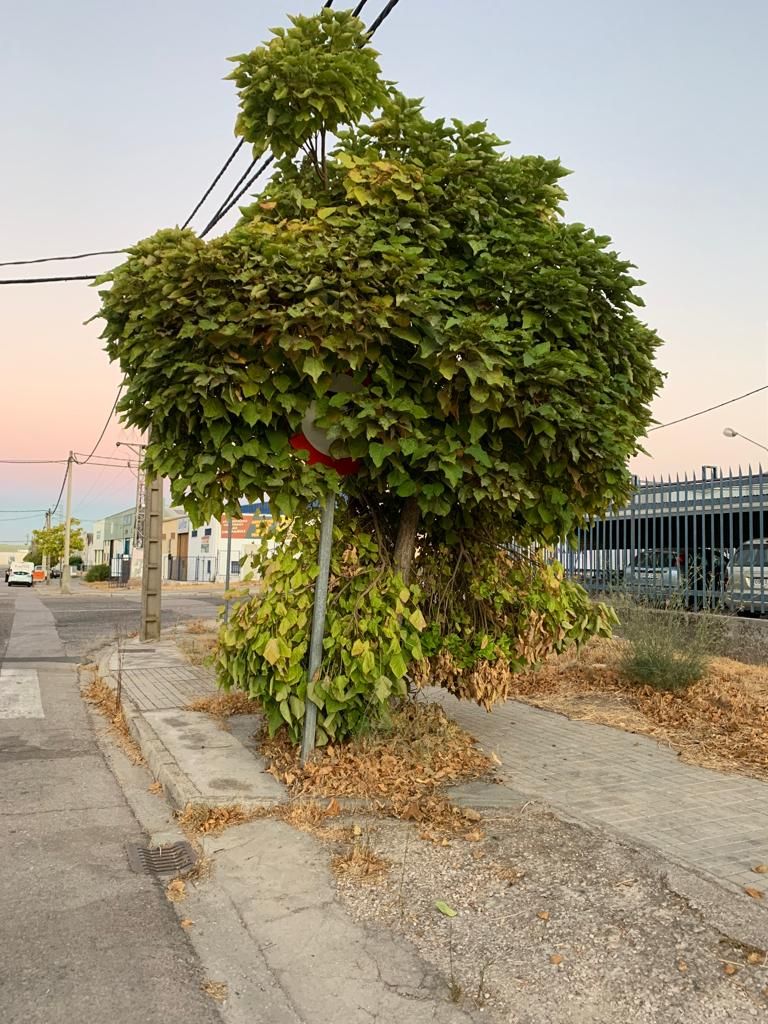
[723,427,768,455]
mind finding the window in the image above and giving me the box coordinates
[204,527,212,536]
[230,561,241,575]
[191,529,198,538]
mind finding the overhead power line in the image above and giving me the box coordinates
[0,0,407,279]
[76,389,123,466]
[648,384,768,432]
[0,249,124,268]
[181,138,246,229]
[0,274,98,285]
[50,462,70,517]
[0,458,68,464]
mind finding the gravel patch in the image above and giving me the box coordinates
[332,805,768,1023]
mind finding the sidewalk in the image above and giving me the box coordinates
[428,689,768,896]
[102,636,768,899]
[97,636,478,1024]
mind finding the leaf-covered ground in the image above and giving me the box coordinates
[511,638,768,780]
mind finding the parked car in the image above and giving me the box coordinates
[8,565,34,587]
[50,566,61,579]
[623,550,685,594]
[726,540,768,614]
[623,548,728,608]
[32,565,47,583]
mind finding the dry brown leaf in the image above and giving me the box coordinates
[326,797,341,817]
[723,963,738,976]
[165,879,187,903]
[744,886,764,900]
[180,918,194,929]
[201,980,228,1002]
[549,954,563,966]
[746,952,764,965]
[148,781,163,795]
[462,807,482,823]
[677,960,688,972]
[463,829,484,843]
[537,910,550,922]
[752,864,768,874]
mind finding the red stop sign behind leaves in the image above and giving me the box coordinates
[289,373,361,477]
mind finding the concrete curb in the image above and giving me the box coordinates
[96,641,286,814]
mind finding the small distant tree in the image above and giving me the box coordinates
[30,522,84,568]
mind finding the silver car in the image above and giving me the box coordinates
[726,540,768,614]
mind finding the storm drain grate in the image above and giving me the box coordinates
[126,840,196,875]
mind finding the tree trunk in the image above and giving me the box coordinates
[393,497,420,583]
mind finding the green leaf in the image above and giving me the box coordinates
[435,901,457,918]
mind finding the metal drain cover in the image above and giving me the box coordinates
[126,840,196,875]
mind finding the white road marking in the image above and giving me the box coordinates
[0,668,44,719]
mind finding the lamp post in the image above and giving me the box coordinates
[723,427,768,456]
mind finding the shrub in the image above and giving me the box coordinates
[617,606,711,692]
[85,563,111,582]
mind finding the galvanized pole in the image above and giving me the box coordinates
[300,496,336,766]
[223,514,233,623]
[61,453,74,594]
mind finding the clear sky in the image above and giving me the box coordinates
[1,0,766,542]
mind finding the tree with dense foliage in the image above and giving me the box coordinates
[29,522,84,568]
[96,9,662,742]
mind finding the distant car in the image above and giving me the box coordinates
[33,565,47,583]
[8,566,34,587]
[50,566,62,579]
[726,540,768,614]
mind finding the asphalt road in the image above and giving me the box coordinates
[0,583,224,1024]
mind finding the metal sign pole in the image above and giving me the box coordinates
[223,514,233,623]
[300,495,336,766]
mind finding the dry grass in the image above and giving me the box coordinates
[186,690,256,718]
[515,638,768,780]
[176,633,218,667]
[177,802,267,836]
[200,980,228,1003]
[165,878,187,902]
[332,841,390,882]
[185,618,213,635]
[81,675,144,765]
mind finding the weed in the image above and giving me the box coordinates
[331,840,390,881]
[82,675,144,765]
[617,606,711,692]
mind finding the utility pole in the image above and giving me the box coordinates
[61,453,74,594]
[140,458,163,642]
[43,509,51,582]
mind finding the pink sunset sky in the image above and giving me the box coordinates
[1,0,766,543]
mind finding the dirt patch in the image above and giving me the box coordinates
[511,638,768,780]
[176,631,218,667]
[332,805,768,1023]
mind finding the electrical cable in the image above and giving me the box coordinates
[0,249,123,268]
[365,0,401,36]
[648,384,768,432]
[0,458,67,464]
[75,388,123,465]
[181,138,246,229]
[50,462,70,517]
[352,0,370,14]
[1,0,406,273]
[0,275,98,285]
[200,0,402,237]
[199,155,274,238]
